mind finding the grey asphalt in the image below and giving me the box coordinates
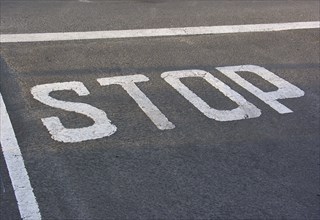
[1,0,320,33]
[0,0,319,219]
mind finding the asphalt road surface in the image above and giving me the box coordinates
[0,0,319,219]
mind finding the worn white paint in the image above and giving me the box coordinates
[0,93,41,220]
[216,65,305,114]
[161,70,261,121]
[29,67,305,140]
[31,81,117,143]
[0,21,319,43]
[97,74,175,130]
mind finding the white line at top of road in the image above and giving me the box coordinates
[0,21,319,43]
[0,93,41,220]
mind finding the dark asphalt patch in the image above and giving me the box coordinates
[0,30,319,219]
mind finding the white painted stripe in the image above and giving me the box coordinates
[0,93,41,220]
[0,21,319,43]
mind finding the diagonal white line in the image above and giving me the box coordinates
[0,93,41,220]
[0,21,319,43]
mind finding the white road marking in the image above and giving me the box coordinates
[29,66,305,142]
[31,82,117,143]
[216,65,305,114]
[0,93,41,220]
[97,75,175,130]
[0,21,319,43]
[161,70,261,121]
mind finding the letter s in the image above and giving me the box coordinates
[31,81,116,143]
